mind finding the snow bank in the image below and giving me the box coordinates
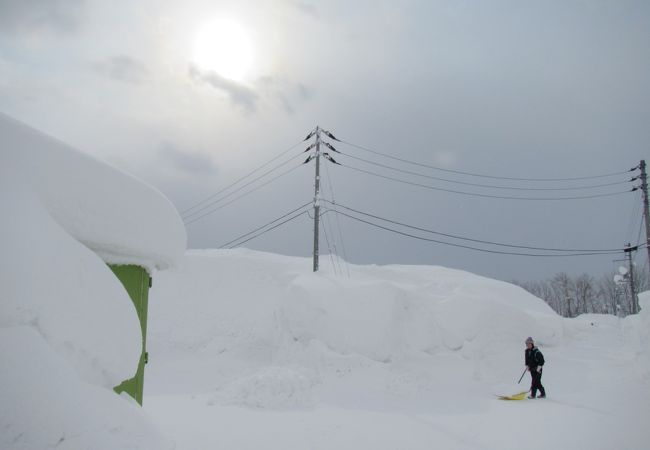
[0,112,186,271]
[145,250,650,450]
[0,115,181,448]
[0,327,170,450]
[631,291,650,376]
[148,248,563,405]
[0,164,141,387]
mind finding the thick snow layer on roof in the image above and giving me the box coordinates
[0,112,186,270]
[0,166,143,387]
[1,160,169,448]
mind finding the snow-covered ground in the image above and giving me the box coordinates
[2,113,649,449]
[145,249,650,450]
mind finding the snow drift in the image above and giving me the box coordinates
[145,250,650,450]
[147,248,565,410]
[0,113,185,449]
[144,249,650,450]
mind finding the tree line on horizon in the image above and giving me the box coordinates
[512,269,649,318]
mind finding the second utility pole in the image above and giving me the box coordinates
[312,127,321,272]
[639,160,650,279]
[625,244,639,314]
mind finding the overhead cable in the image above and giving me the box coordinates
[323,160,351,276]
[184,163,305,225]
[181,139,305,217]
[325,209,624,258]
[321,214,340,275]
[183,151,305,221]
[338,151,634,191]
[322,200,624,253]
[223,210,308,248]
[338,138,636,182]
[338,163,634,201]
[219,201,312,248]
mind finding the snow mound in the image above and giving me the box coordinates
[0,327,170,450]
[1,115,182,448]
[148,248,563,396]
[631,291,650,377]
[209,366,318,410]
[145,251,650,450]
[0,164,141,388]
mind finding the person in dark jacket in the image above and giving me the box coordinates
[524,336,546,398]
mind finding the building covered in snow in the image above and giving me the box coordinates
[0,112,185,448]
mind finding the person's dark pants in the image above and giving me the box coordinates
[530,368,546,397]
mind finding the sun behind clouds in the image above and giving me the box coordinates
[191,18,254,83]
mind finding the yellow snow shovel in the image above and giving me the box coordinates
[497,391,528,400]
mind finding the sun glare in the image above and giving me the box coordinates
[192,19,254,83]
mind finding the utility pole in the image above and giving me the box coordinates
[639,160,650,279]
[624,244,639,314]
[312,127,321,272]
[303,126,339,272]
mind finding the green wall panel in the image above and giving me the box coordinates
[109,264,150,405]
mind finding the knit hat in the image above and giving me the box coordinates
[525,337,534,345]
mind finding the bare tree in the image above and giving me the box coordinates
[597,274,618,315]
[551,273,574,317]
[574,274,595,315]
[514,267,647,318]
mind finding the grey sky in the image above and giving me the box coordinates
[1,0,649,281]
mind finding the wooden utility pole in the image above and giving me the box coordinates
[625,244,639,314]
[312,127,321,272]
[639,160,650,279]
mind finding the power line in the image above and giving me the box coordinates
[184,163,305,225]
[626,191,642,243]
[218,201,312,248]
[338,163,634,201]
[325,208,624,258]
[183,152,305,221]
[223,210,309,249]
[321,213,340,275]
[337,138,635,182]
[323,159,351,277]
[636,209,645,249]
[323,200,624,253]
[338,151,634,191]
[181,139,307,216]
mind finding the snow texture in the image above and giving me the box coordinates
[144,249,650,450]
[1,114,183,449]
[0,327,169,450]
[2,113,649,449]
[0,112,186,271]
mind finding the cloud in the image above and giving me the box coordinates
[188,64,259,114]
[188,64,312,115]
[258,76,313,114]
[158,141,218,177]
[93,55,149,85]
[0,0,85,36]
[292,1,319,18]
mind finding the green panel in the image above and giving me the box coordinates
[109,264,150,405]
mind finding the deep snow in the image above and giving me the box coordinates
[1,113,184,449]
[144,249,650,450]
[0,112,186,271]
[2,113,649,449]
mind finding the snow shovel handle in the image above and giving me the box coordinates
[517,368,527,384]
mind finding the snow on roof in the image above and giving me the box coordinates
[0,112,186,270]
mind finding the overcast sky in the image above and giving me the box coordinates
[2,0,649,281]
